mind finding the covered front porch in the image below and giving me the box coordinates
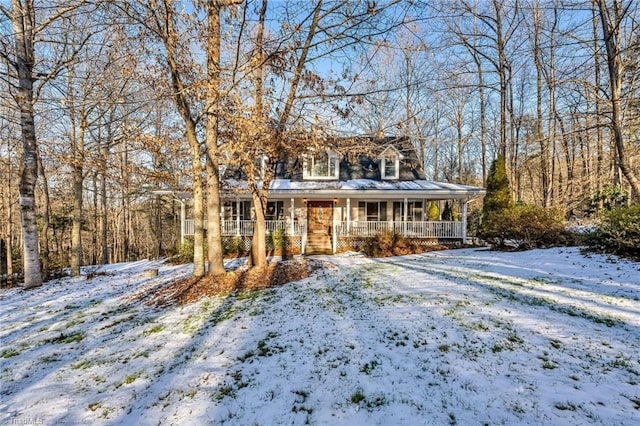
[178,178,484,255]
[184,196,472,255]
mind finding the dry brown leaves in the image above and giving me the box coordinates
[143,257,322,306]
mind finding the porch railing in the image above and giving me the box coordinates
[185,219,463,239]
[335,221,463,239]
[185,219,305,237]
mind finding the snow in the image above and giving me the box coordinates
[1,247,639,425]
[229,178,482,194]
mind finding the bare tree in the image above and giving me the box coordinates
[596,0,640,200]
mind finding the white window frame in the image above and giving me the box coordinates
[379,145,402,180]
[302,150,340,180]
[358,201,388,221]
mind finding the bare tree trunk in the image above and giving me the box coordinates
[597,0,640,200]
[532,3,550,206]
[10,0,42,288]
[476,58,487,185]
[592,2,605,205]
[70,121,85,276]
[2,160,14,279]
[99,149,109,265]
[190,146,206,278]
[494,0,509,159]
[246,0,269,269]
[36,149,50,280]
[250,191,268,268]
[91,172,98,265]
[205,0,226,276]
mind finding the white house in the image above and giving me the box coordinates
[183,136,485,255]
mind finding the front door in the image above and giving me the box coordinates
[307,201,333,235]
[306,201,333,254]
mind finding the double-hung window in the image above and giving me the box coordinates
[393,201,423,221]
[379,146,401,180]
[265,201,284,221]
[303,150,340,179]
[358,201,387,221]
[222,201,252,221]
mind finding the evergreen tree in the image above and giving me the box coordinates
[483,155,512,216]
[442,201,453,221]
[428,201,440,220]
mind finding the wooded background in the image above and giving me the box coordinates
[1,0,638,284]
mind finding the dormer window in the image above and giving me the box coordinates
[254,154,268,178]
[379,145,402,180]
[303,150,340,180]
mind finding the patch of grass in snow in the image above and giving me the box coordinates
[212,371,250,402]
[606,354,639,375]
[100,315,136,330]
[237,350,255,363]
[133,350,150,359]
[349,389,387,410]
[438,343,450,353]
[383,329,410,347]
[1,348,21,358]
[466,321,490,332]
[361,277,373,289]
[235,290,262,301]
[39,353,62,363]
[257,336,285,357]
[554,402,578,411]
[628,396,640,409]
[350,389,366,404]
[115,372,143,388]
[292,389,309,402]
[492,332,525,353]
[360,360,379,374]
[44,331,86,344]
[63,317,86,329]
[71,359,94,370]
[141,324,165,335]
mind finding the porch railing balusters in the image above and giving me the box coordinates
[185,219,463,239]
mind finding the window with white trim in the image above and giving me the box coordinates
[254,154,268,178]
[303,150,340,179]
[358,201,387,221]
[222,201,252,221]
[265,201,284,220]
[393,201,423,221]
[379,146,401,180]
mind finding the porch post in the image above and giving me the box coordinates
[403,197,408,236]
[236,198,240,236]
[332,201,337,254]
[290,198,295,235]
[180,199,186,245]
[462,200,468,243]
[346,198,351,234]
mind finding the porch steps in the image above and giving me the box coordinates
[305,234,332,255]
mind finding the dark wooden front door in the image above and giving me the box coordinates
[306,201,333,254]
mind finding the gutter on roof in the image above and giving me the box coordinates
[222,188,485,200]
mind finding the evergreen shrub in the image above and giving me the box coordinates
[583,204,640,259]
[480,205,572,250]
[428,201,440,221]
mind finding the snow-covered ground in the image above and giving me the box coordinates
[1,247,639,425]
